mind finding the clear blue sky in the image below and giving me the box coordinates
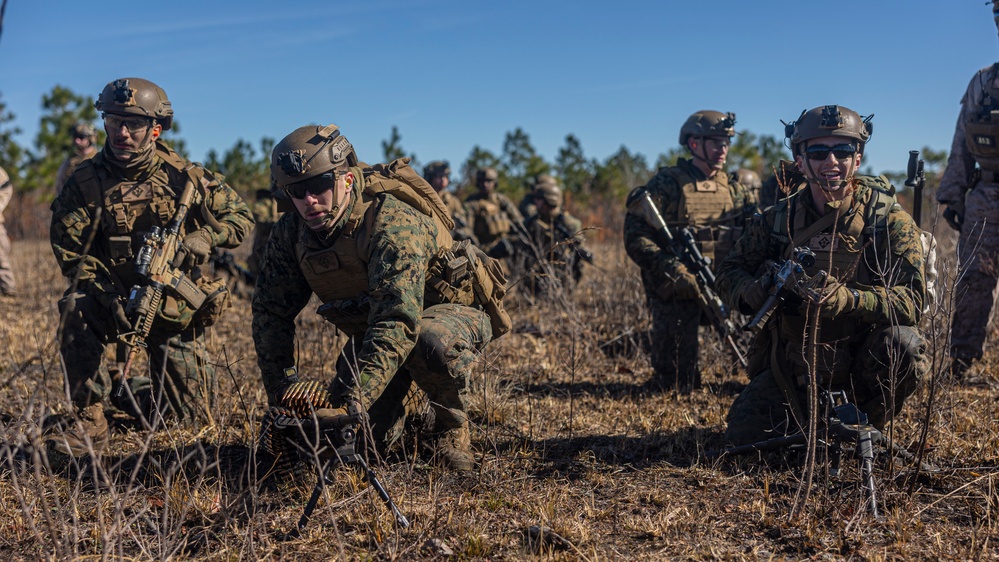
[0,1,993,177]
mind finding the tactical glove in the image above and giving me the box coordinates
[818,275,858,319]
[182,228,214,266]
[942,204,964,232]
[94,291,132,333]
[741,274,772,312]
[660,264,700,301]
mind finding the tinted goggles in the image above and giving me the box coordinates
[285,172,336,199]
[804,143,858,161]
[104,114,154,134]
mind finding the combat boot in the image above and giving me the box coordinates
[47,403,109,457]
[434,424,474,472]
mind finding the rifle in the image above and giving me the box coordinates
[271,402,410,537]
[115,180,208,403]
[715,390,883,519]
[209,249,255,287]
[743,247,827,333]
[553,219,594,264]
[904,150,925,228]
[627,189,748,368]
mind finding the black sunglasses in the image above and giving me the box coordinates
[804,143,857,161]
[284,173,336,199]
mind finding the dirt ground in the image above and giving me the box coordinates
[0,233,996,561]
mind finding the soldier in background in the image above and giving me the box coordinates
[624,110,756,393]
[0,166,15,296]
[716,105,926,445]
[517,181,590,296]
[733,168,762,208]
[247,187,282,280]
[465,167,524,259]
[518,173,558,221]
[254,125,507,471]
[937,0,999,380]
[55,122,99,196]
[423,160,475,242]
[47,78,253,456]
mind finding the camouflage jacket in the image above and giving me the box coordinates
[251,169,442,406]
[440,189,475,241]
[715,178,926,330]
[55,147,97,198]
[50,143,253,299]
[522,211,585,257]
[624,158,756,296]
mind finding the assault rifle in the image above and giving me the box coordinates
[904,150,925,228]
[743,247,827,333]
[115,180,207,403]
[627,189,747,367]
[553,219,594,264]
[273,402,410,537]
[717,390,883,518]
[209,249,255,287]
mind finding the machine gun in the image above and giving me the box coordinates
[627,189,747,367]
[716,390,883,518]
[209,249,255,287]
[743,247,828,333]
[263,401,410,537]
[115,180,208,402]
[904,150,925,228]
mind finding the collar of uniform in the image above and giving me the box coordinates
[677,157,707,181]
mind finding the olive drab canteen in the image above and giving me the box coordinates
[423,160,451,180]
[71,121,98,141]
[95,78,174,131]
[270,124,358,189]
[679,110,736,146]
[784,105,873,154]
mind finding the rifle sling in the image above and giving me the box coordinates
[783,193,853,260]
[769,318,807,432]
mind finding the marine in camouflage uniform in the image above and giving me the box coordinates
[254,125,505,471]
[55,122,99,197]
[937,1,999,378]
[516,181,590,297]
[48,78,253,456]
[624,110,756,392]
[716,105,927,446]
[0,166,15,295]
[423,160,475,243]
[464,167,525,259]
[517,173,557,222]
[247,187,282,279]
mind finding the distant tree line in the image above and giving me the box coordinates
[0,85,945,238]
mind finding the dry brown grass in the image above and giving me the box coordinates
[0,215,996,560]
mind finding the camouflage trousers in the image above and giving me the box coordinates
[952,183,999,363]
[724,325,926,446]
[648,296,701,393]
[329,303,492,449]
[57,291,216,425]
[0,223,14,294]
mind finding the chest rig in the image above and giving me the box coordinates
[469,195,512,244]
[769,180,896,380]
[663,164,741,264]
[71,144,211,286]
[964,63,999,168]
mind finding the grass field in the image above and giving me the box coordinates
[0,219,996,560]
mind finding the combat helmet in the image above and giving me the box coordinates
[734,168,762,190]
[784,105,873,155]
[271,124,357,189]
[423,160,451,181]
[475,167,499,186]
[95,78,173,131]
[535,181,563,208]
[679,110,736,146]
[71,121,98,141]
